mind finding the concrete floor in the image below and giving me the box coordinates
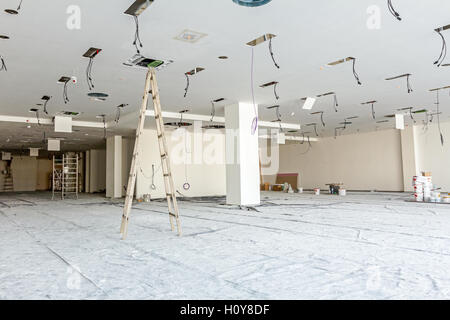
[1,191,450,299]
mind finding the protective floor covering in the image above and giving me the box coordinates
[1,191,450,300]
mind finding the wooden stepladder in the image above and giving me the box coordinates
[120,67,182,239]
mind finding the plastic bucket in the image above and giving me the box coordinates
[339,189,346,196]
[314,188,320,195]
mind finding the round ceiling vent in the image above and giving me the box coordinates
[232,0,272,7]
[87,92,108,98]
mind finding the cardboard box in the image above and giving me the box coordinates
[422,172,432,177]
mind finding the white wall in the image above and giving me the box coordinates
[414,121,450,192]
[279,129,405,191]
[136,127,226,199]
[36,159,52,190]
[89,149,106,193]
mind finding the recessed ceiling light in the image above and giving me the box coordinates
[174,29,207,43]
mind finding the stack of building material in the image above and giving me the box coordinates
[413,172,433,202]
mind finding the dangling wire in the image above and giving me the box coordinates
[151,164,156,190]
[409,108,416,123]
[333,94,339,112]
[115,107,121,124]
[435,90,444,146]
[268,37,280,69]
[35,110,41,126]
[434,29,447,67]
[371,103,376,120]
[183,128,191,191]
[114,104,128,124]
[387,0,402,21]
[307,135,312,147]
[0,55,7,72]
[251,47,258,135]
[210,101,216,122]
[86,57,95,90]
[406,74,413,93]
[43,97,51,115]
[300,132,305,145]
[133,15,143,54]
[352,58,362,85]
[63,81,69,104]
[273,82,280,100]
[184,73,190,98]
[17,0,23,11]
[312,124,318,137]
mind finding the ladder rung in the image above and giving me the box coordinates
[169,212,177,217]
[163,173,171,177]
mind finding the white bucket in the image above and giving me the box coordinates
[339,189,346,196]
[314,188,320,195]
[298,187,303,194]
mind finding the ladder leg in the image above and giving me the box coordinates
[120,69,153,239]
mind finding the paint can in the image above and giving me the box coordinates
[314,188,320,196]
[298,187,303,194]
[143,194,151,202]
[339,189,346,196]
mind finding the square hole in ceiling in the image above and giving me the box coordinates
[174,29,207,43]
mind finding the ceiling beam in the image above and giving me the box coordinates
[144,110,301,130]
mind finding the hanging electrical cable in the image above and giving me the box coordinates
[273,82,280,100]
[0,55,7,72]
[433,25,449,67]
[268,37,280,69]
[184,73,190,98]
[406,74,413,93]
[387,0,402,21]
[306,123,318,137]
[83,48,101,90]
[183,128,191,191]
[151,164,156,190]
[133,16,144,54]
[251,47,258,135]
[41,96,51,115]
[63,82,69,104]
[210,100,216,122]
[115,104,128,124]
[385,74,413,94]
[362,101,377,120]
[311,111,325,127]
[435,90,444,146]
[35,110,40,126]
[352,58,362,85]
[333,94,339,112]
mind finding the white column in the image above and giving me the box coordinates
[225,102,260,206]
[106,136,123,198]
[400,126,419,192]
